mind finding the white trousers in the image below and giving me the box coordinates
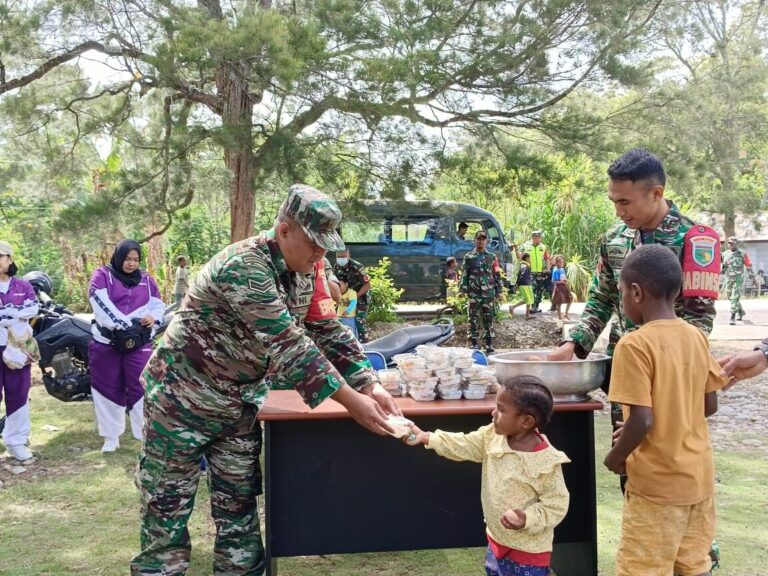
[2,401,30,446]
[92,389,144,441]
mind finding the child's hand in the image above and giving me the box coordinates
[611,421,624,446]
[603,452,626,475]
[500,509,526,530]
[402,423,430,446]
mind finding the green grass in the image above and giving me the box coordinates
[1,387,766,575]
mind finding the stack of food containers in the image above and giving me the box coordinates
[390,346,499,401]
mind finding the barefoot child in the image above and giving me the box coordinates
[550,255,572,321]
[603,245,728,576]
[405,375,570,576]
[508,253,534,319]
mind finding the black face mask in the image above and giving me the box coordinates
[108,239,143,288]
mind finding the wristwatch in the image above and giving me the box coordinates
[753,341,768,361]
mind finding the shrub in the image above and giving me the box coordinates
[367,257,404,323]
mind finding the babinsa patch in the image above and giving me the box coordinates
[682,226,720,298]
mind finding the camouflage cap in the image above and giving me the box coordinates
[727,236,738,243]
[279,184,345,251]
[532,230,542,237]
[474,229,488,239]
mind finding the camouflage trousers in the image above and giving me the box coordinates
[725,274,745,316]
[356,301,369,343]
[532,273,550,310]
[468,299,494,346]
[131,400,264,576]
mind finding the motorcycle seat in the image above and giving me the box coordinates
[71,316,93,333]
[364,324,449,359]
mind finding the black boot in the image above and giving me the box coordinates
[739,309,745,321]
[486,344,495,355]
[470,339,479,350]
[730,313,736,325]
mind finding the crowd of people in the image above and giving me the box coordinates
[2,149,768,576]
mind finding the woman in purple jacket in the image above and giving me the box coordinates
[89,240,165,452]
[0,241,39,461]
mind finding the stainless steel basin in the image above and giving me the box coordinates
[489,350,609,402]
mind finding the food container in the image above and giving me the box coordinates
[490,349,610,402]
[438,388,463,400]
[452,358,475,369]
[402,367,433,380]
[377,369,401,386]
[462,388,488,400]
[459,366,484,377]
[434,367,456,380]
[438,374,462,387]
[409,389,437,401]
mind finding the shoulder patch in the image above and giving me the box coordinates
[682,225,720,298]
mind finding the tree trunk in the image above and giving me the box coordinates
[222,72,255,242]
[202,0,257,243]
[723,212,736,239]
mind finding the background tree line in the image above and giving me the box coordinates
[0,0,766,309]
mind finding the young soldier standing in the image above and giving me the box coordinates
[461,230,503,354]
[546,148,722,568]
[722,236,750,324]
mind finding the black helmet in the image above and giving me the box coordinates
[22,271,53,296]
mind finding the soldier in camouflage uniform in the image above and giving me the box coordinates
[722,236,749,324]
[548,148,720,487]
[131,185,397,576]
[460,229,503,354]
[333,249,371,342]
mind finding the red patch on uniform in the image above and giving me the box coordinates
[306,261,338,322]
[682,226,720,298]
[492,257,500,272]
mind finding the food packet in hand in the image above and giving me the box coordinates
[385,416,414,438]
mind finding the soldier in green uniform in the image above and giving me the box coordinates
[549,149,719,362]
[333,249,371,342]
[546,148,722,568]
[131,185,397,576]
[460,229,503,354]
[722,236,749,324]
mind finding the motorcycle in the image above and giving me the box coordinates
[363,317,455,368]
[22,271,173,403]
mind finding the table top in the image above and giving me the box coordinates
[259,390,603,421]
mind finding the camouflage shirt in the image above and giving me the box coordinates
[142,230,377,422]
[460,249,503,301]
[722,249,747,277]
[334,258,370,304]
[567,201,718,358]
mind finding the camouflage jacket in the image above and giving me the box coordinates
[722,249,747,277]
[333,259,370,304]
[567,201,719,358]
[460,249,503,301]
[142,230,377,421]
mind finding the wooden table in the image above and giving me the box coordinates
[260,391,602,576]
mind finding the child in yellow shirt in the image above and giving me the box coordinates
[604,244,728,576]
[405,375,570,576]
[336,280,358,338]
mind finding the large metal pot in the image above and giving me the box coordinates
[489,350,610,402]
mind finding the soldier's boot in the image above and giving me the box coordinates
[739,308,745,321]
[485,342,495,355]
[729,313,736,325]
[470,338,480,350]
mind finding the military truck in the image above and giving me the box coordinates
[335,200,514,301]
